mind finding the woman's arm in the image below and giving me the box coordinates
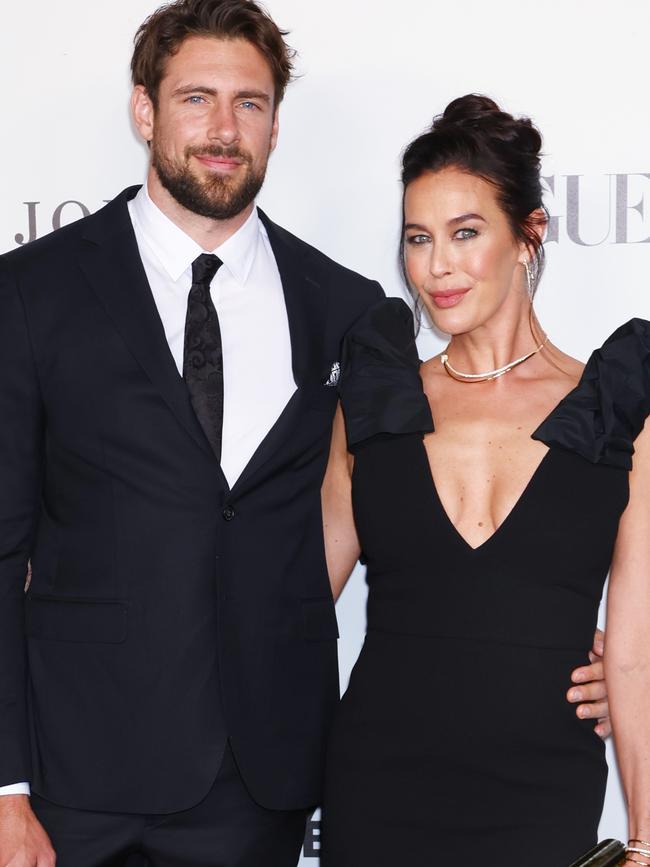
[321,404,361,601]
[605,420,650,849]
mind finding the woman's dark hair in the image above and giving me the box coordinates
[131,0,295,109]
[400,94,548,317]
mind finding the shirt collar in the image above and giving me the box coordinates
[130,182,260,285]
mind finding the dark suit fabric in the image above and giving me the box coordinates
[0,186,382,816]
[31,744,308,867]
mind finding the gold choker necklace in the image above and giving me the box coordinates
[441,335,550,383]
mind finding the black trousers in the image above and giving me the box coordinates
[31,745,308,867]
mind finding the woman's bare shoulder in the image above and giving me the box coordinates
[546,345,585,384]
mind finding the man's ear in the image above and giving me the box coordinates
[132,85,155,143]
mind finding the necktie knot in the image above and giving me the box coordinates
[192,253,222,286]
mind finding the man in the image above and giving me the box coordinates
[0,1,609,865]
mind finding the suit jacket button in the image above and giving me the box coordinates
[223,505,236,521]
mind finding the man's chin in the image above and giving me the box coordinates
[198,185,251,216]
[182,191,254,221]
[153,157,265,221]
[182,170,250,211]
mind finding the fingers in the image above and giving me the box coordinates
[575,699,608,721]
[567,679,610,734]
[572,658,604,685]
[591,628,605,658]
[595,718,612,739]
[568,677,607,704]
[572,659,604,686]
[34,838,57,867]
[37,825,57,867]
[567,664,610,736]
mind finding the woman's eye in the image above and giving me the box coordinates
[454,227,477,240]
[406,234,430,246]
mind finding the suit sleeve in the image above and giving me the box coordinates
[0,258,44,785]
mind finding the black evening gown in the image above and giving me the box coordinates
[321,299,650,867]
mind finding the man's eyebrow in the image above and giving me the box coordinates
[234,89,271,103]
[172,85,218,97]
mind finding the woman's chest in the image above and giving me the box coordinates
[422,412,550,549]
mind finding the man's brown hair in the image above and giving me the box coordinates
[131,0,295,108]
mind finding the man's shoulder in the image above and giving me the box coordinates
[258,210,382,295]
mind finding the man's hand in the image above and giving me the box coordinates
[0,795,55,867]
[567,628,610,738]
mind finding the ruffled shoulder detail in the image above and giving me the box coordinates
[339,297,434,449]
[533,318,650,470]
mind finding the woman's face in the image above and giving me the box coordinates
[403,166,528,335]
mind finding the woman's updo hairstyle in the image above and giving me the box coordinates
[401,94,547,301]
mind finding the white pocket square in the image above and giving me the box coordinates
[324,362,341,387]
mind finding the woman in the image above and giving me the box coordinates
[320,95,650,866]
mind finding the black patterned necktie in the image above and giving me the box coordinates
[183,254,224,461]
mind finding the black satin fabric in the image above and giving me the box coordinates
[322,300,650,867]
[339,298,434,448]
[533,317,650,469]
[341,297,650,468]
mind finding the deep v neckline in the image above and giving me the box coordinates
[420,440,552,552]
[417,368,588,553]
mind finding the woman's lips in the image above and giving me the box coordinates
[430,288,471,309]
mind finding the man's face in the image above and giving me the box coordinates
[135,35,279,220]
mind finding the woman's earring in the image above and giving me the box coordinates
[524,261,534,300]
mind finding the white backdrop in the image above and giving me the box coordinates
[3,0,650,861]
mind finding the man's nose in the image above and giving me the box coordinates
[206,103,239,146]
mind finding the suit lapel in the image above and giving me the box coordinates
[78,187,220,468]
[77,193,328,493]
[259,209,328,387]
[230,210,330,496]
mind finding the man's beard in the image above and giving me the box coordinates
[152,141,269,221]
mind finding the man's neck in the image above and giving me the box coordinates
[146,169,254,251]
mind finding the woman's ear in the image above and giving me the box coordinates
[520,207,548,262]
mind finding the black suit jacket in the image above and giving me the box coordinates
[0,186,382,813]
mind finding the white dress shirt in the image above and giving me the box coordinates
[127,184,296,487]
[2,185,296,797]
